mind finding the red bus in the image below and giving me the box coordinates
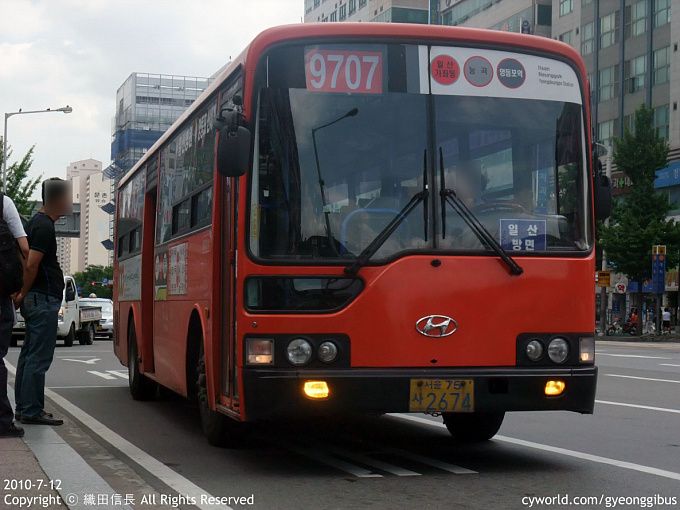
[113,23,610,446]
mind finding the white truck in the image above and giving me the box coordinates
[11,275,102,347]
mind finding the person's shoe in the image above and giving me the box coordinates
[15,411,53,421]
[21,414,63,426]
[0,423,25,438]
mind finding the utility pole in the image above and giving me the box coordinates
[598,144,612,335]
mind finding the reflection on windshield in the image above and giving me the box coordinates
[436,96,588,252]
[250,88,428,260]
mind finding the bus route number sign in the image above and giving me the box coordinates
[305,49,383,94]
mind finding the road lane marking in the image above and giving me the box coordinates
[284,442,382,478]
[108,370,129,379]
[380,446,477,475]
[391,414,680,482]
[88,370,117,380]
[596,400,680,414]
[605,374,680,384]
[659,363,680,367]
[596,353,673,359]
[5,361,231,510]
[62,358,101,364]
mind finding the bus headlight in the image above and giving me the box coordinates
[526,339,544,361]
[548,338,569,364]
[318,341,338,363]
[287,338,313,366]
[579,336,595,364]
[246,338,274,365]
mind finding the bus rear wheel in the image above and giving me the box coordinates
[196,342,246,447]
[442,412,505,442]
[127,322,156,400]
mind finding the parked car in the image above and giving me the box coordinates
[11,275,102,347]
[79,297,113,339]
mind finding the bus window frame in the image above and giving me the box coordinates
[244,38,594,268]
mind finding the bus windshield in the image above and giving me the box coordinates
[249,43,590,263]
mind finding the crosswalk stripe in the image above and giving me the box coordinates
[283,442,382,478]
[380,446,477,475]
[88,370,117,380]
[307,440,421,477]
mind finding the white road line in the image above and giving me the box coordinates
[107,370,129,379]
[605,373,680,384]
[390,414,680,482]
[380,446,477,475]
[306,440,421,476]
[6,361,231,510]
[62,358,101,364]
[596,400,680,415]
[596,353,673,359]
[88,370,117,380]
[284,442,382,478]
[659,363,680,367]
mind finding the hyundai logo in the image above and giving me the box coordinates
[415,315,458,338]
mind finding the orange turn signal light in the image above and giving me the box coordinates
[303,380,330,399]
[545,380,566,396]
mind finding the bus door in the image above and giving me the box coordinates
[140,160,158,373]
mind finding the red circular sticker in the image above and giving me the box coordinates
[431,55,460,85]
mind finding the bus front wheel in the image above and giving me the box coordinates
[196,342,246,448]
[442,412,505,442]
[127,322,156,400]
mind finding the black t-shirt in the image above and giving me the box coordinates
[26,212,64,298]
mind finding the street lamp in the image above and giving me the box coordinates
[594,142,613,336]
[2,105,73,191]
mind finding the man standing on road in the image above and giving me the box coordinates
[0,193,29,438]
[14,178,71,426]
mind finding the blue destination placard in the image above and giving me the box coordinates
[499,219,547,252]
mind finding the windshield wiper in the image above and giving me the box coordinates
[439,148,523,276]
[344,154,429,275]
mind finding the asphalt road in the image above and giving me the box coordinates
[4,340,680,510]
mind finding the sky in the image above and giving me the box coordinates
[0,0,302,189]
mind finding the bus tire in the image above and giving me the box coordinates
[64,324,75,347]
[127,322,156,401]
[79,323,95,345]
[197,341,246,447]
[442,412,505,442]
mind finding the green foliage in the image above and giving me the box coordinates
[599,104,680,286]
[0,140,42,217]
[73,265,113,299]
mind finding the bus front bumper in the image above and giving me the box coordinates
[242,366,597,421]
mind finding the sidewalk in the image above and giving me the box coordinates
[598,334,680,343]
[0,434,68,509]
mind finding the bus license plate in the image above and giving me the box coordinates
[409,379,474,413]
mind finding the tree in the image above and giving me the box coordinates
[73,265,114,299]
[0,140,41,216]
[599,104,680,334]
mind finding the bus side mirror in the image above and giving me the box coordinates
[594,173,612,221]
[215,110,251,178]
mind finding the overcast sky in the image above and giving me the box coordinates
[0,0,302,189]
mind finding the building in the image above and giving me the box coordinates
[304,0,431,23]
[439,0,554,37]
[110,73,211,173]
[57,159,110,274]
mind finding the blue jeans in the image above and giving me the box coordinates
[15,292,61,418]
[0,296,14,431]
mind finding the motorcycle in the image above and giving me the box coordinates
[606,320,637,336]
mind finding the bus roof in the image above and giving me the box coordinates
[118,22,586,188]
